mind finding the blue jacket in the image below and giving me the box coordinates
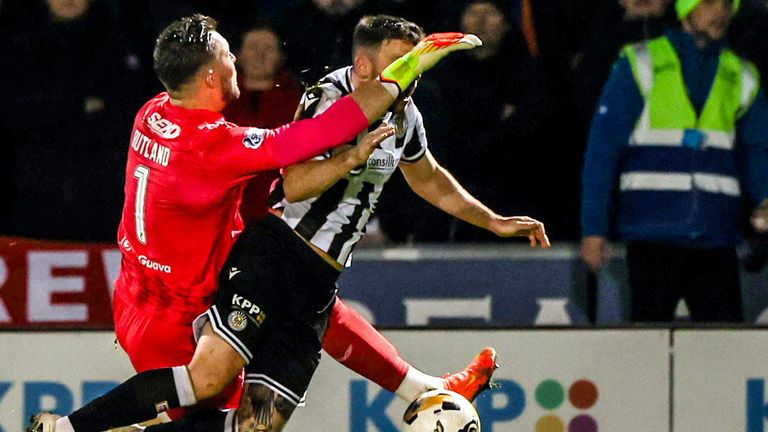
[581,29,768,246]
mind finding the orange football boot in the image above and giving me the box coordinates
[442,347,498,401]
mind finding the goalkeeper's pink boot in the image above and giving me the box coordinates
[442,347,498,401]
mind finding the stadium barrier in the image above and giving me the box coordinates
[3,237,768,328]
[2,329,768,432]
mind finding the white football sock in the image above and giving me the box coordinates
[395,366,444,402]
[55,416,75,432]
[223,409,238,432]
[172,366,197,407]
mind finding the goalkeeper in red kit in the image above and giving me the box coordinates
[29,14,500,432]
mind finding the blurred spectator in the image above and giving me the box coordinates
[580,0,768,322]
[506,0,599,239]
[275,0,371,84]
[0,118,13,235]
[116,0,262,103]
[572,0,675,127]
[0,0,11,232]
[730,0,768,274]
[3,0,137,241]
[259,0,300,17]
[730,0,768,85]
[364,0,464,32]
[378,0,555,242]
[118,0,258,38]
[223,22,304,223]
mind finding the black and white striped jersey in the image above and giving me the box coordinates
[272,66,428,266]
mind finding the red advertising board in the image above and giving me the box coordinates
[0,237,119,329]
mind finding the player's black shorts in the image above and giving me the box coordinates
[193,214,340,405]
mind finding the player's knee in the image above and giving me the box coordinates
[188,324,247,401]
[187,357,242,401]
[187,364,232,401]
[189,365,237,402]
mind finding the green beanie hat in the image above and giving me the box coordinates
[675,0,741,19]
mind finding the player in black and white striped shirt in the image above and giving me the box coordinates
[273,65,429,266]
[273,33,548,267]
[269,13,549,410]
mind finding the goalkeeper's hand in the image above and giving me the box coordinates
[379,32,482,96]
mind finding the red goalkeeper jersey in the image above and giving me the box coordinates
[114,92,367,324]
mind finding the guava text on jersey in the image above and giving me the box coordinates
[138,255,172,273]
[131,130,171,167]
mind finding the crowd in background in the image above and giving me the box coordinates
[1,0,767,244]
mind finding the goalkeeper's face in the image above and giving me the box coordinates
[203,32,241,108]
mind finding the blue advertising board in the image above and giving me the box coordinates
[337,245,590,326]
[338,244,768,326]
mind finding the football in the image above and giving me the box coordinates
[401,389,481,432]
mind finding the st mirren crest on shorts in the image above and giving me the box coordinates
[227,310,248,331]
[243,128,266,149]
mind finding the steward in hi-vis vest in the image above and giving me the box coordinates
[616,34,759,243]
[580,0,768,322]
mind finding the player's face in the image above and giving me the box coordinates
[684,0,734,41]
[210,32,241,105]
[372,39,415,77]
[373,38,416,111]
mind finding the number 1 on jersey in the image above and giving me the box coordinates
[133,165,150,244]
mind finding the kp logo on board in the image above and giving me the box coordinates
[350,378,600,432]
[0,381,118,431]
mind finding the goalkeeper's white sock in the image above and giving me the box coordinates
[55,417,75,432]
[395,366,443,402]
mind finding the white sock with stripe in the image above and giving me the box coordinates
[172,366,197,407]
[55,417,75,432]
[395,366,443,402]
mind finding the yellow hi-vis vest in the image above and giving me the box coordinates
[620,35,759,197]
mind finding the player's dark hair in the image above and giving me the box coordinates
[352,15,424,54]
[153,14,219,92]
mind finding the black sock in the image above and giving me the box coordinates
[68,368,181,432]
[145,409,230,432]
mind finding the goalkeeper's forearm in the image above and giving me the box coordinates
[349,81,398,124]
